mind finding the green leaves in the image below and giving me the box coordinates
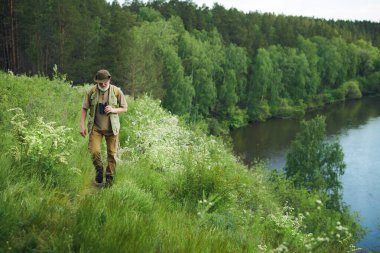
[8,108,75,176]
[162,46,194,115]
[285,116,346,209]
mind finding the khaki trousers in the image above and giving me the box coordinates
[88,128,118,177]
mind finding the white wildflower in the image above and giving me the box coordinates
[258,244,267,251]
[273,243,289,253]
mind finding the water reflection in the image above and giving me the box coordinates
[308,97,380,136]
[231,118,299,168]
[231,96,380,168]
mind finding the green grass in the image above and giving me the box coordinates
[0,71,363,252]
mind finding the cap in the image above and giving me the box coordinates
[94,69,111,83]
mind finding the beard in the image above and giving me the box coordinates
[98,83,110,92]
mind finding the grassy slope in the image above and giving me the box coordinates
[0,72,361,252]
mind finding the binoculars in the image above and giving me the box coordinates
[98,102,108,115]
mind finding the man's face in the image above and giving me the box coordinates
[98,79,110,89]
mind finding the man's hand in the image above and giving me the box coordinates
[80,125,87,137]
[105,105,127,114]
[105,105,115,114]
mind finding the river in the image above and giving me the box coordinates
[231,96,380,252]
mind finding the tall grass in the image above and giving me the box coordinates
[0,71,362,252]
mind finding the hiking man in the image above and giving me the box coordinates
[80,69,127,187]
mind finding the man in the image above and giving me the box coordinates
[80,69,127,187]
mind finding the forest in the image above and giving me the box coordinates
[1,0,380,131]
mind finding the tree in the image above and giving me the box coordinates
[179,32,217,117]
[217,69,238,115]
[297,36,320,97]
[285,115,346,209]
[224,44,248,106]
[126,19,176,98]
[266,46,284,104]
[355,39,380,76]
[161,47,194,115]
[100,4,136,87]
[61,0,110,83]
[269,46,310,101]
[1,0,20,71]
[249,48,273,103]
[247,47,282,121]
[313,36,342,88]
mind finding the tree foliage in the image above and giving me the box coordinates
[1,0,380,127]
[285,116,346,209]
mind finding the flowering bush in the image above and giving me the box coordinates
[9,108,75,176]
[121,96,237,172]
[259,202,361,252]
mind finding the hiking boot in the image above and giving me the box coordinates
[95,167,104,185]
[105,175,113,187]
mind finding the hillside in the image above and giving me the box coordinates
[0,71,363,252]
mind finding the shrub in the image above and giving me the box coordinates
[8,108,77,181]
[337,80,362,100]
[207,118,229,136]
[228,106,248,129]
[269,99,305,119]
[359,71,380,94]
[249,100,271,122]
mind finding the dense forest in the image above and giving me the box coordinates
[1,0,380,130]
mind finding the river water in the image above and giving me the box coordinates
[231,97,380,251]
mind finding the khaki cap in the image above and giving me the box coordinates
[94,69,111,83]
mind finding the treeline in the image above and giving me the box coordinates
[143,1,380,53]
[1,0,380,130]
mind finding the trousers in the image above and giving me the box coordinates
[88,127,118,177]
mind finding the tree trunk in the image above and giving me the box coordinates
[0,0,10,70]
[0,0,19,72]
[9,0,18,71]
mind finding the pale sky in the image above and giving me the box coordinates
[191,0,380,22]
[112,0,380,22]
